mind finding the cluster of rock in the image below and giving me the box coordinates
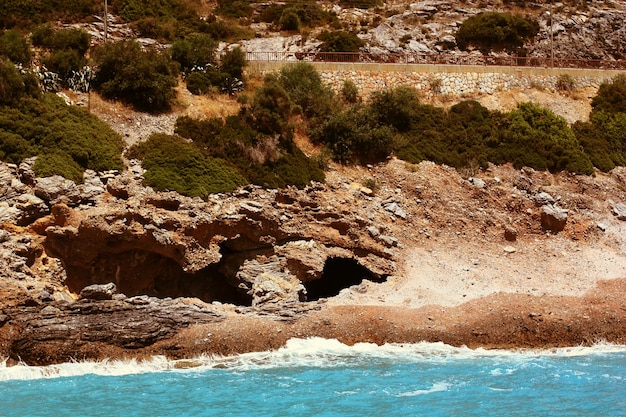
[1,159,399,311]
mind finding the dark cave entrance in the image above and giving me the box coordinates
[64,249,253,306]
[304,257,387,301]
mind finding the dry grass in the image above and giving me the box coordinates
[174,82,241,120]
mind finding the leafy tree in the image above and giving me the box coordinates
[92,40,178,113]
[591,75,626,114]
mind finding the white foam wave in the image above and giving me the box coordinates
[2,338,625,382]
[392,382,451,397]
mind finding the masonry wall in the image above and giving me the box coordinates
[248,61,625,98]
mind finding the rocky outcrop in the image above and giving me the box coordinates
[41,181,395,306]
[1,295,223,365]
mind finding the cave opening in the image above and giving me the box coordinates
[304,257,386,301]
[63,249,253,306]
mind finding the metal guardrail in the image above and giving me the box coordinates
[245,51,626,70]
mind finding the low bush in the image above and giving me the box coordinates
[259,2,336,29]
[318,30,365,53]
[127,133,246,197]
[0,59,34,105]
[276,63,334,120]
[591,75,626,114]
[0,92,124,181]
[311,106,394,164]
[0,0,95,29]
[491,103,593,174]
[455,12,539,52]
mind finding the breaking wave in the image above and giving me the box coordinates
[2,338,625,381]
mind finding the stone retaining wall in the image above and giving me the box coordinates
[248,61,625,99]
[319,71,610,99]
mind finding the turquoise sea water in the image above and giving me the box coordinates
[1,339,625,417]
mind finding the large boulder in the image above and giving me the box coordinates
[13,193,49,225]
[34,176,81,206]
[541,205,568,232]
[79,283,118,300]
[612,203,626,221]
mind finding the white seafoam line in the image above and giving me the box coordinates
[1,338,625,382]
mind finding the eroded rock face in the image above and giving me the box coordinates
[42,182,395,307]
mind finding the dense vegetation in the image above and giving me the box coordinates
[573,75,626,171]
[312,78,602,175]
[0,60,123,182]
[455,12,539,53]
[0,0,95,29]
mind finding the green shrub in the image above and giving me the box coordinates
[311,106,394,164]
[33,151,84,183]
[279,10,301,31]
[556,74,576,92]
[318,30,365,53]
[0,130,34,163]
[591,75,626,114]
[92,40,178,113]
[186,71,212,95]
[0,93,124,179]
[276,63,333,120]
[339,0,379,9]
[43,49,85,76]
[174,114,325,188]
[214,0,252,19]
[31,24,55,47]
[573,120,621,171]
[171,33,217,73]
[455,12,539,52]
[491,102,593,174]
[219,46,247,80]
[341,79,360,103]
[0,59,28,105]
[128,133,246,197]
[260,2,336,28]
[0,30,31,64]
[0,0,95,28]
[368,86,422,132]
[249,78,295,134]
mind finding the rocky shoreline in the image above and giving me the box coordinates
[2,154,626,365]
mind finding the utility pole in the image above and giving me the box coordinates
[104,0,108,43]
